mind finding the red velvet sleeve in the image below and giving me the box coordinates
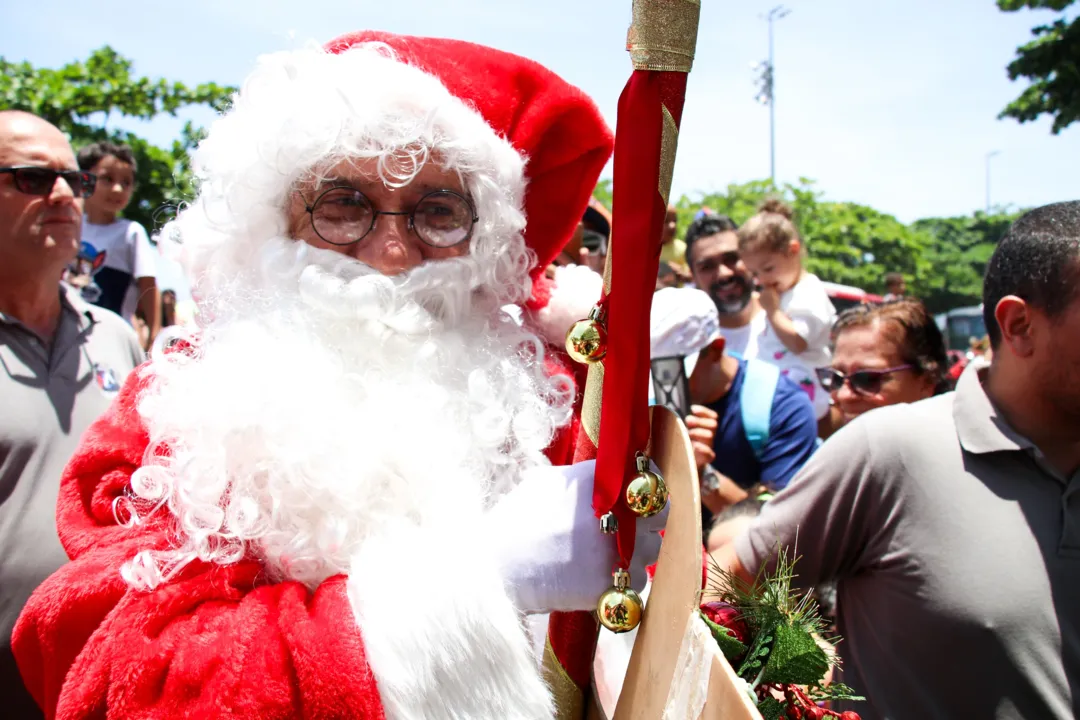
[13,368,386,719]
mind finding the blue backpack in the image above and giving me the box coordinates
[648,353,793,460]
[738,358,780,460]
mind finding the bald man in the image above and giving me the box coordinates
[0,111,143,718]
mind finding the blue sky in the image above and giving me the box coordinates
[4,0,1079,226]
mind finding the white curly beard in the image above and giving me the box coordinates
[126,238,572,592]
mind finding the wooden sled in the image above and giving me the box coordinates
[590,405,762,720]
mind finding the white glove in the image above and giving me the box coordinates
[484,460,669,614]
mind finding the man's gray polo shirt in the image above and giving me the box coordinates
[736,365,1080,719]
[0,285,143,717]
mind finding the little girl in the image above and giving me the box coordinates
[737,199,836,420]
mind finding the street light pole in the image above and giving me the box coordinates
[756,6,790,185]
[985,151,1000,214]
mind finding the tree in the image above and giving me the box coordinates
[599,177,1020,313]
[676,179,935,300]
[912,211,1020,312]
[0,46,235,234]
[997,0,1080,133]
[593,178,613,211]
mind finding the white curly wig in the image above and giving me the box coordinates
[172,40,536,318]
[121,43,575,592]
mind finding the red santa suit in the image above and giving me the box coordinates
[12,32,636,720]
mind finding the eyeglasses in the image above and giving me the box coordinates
[300,186,479,249]
[0,166,97,198]
[816,365,914,395]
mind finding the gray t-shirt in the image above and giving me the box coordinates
[0,285,143,718]
[736,365,1080,720]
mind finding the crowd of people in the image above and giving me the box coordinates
[643,198,1080,718]
[1,28,1079,720]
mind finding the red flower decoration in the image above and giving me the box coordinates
[699,601,750,645]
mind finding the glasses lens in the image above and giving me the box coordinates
[70,171,96,198]
[849,370,884,394]
[413,192,474,247]
[14,168,58,195]
[815,367,841,392]
[312,188,374,245]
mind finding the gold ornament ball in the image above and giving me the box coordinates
[565,317,608,364]
[597,585,644,633]
[625,468,669,518]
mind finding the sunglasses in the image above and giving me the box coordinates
[816,364,914,395]
[0,166,97,199]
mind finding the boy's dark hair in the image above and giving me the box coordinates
[77,141,137,173]
[983,201,1080,348]
[884,272,904,288]
[684,213,738,266]
[709,485,768,532]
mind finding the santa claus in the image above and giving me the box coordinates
[13,32,667,720]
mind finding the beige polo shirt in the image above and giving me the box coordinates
[736,365,1080,720]
[0,284,143,718]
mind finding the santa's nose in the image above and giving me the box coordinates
[354,215,421,276]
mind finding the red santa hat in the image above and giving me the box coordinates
[326,32,614,281]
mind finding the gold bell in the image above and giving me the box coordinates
[597,568,644,633]
[625,453,669,518]
[565,306,607,364]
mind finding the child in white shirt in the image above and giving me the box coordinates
[77,141,160,350]
[737,199,836,419]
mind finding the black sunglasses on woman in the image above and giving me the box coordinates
[816,365,914,395]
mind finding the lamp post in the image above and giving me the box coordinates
[754,6,790,184]
[985,150,1000,214]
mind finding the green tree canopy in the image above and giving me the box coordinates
[597,178,1020,314]
[998,0,1080,133]
[0,46,235,234]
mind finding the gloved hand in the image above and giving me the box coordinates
[484,460,669,614]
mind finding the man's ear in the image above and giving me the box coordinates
[788,238,802,257]
[705,336,726,360]
[994,296,1035,358]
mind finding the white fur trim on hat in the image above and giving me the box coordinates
[526,265,604,347]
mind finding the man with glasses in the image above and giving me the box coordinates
[12,35,667,719]
[0,110,143,718]
[712,202,1080,719]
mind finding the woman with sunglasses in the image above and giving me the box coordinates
[818,299,949,427]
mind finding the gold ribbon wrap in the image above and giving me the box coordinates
[658,105,679,205]
[627,0,702,73]
[543,636,588,720]
[581,240,614,447]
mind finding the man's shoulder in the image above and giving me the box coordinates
[65,287,139,343]
[861,392,955,432]
[831,393,957,460]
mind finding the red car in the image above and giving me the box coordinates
[821,281,884,313]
